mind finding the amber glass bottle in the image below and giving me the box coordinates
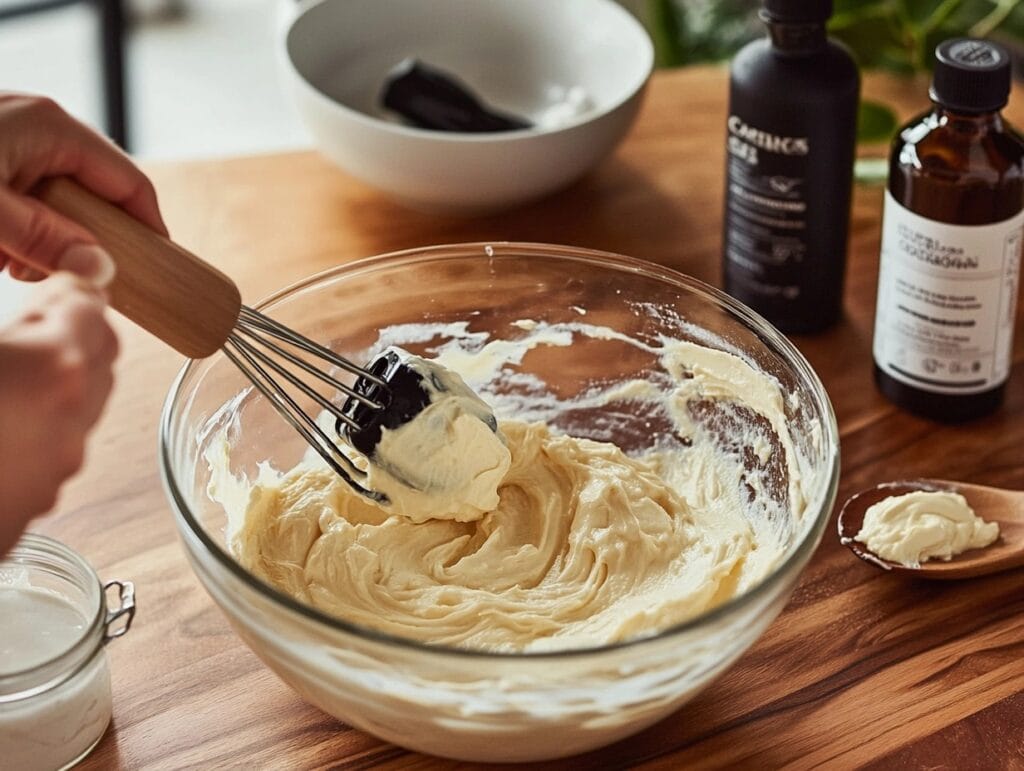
[873,38,1024,422]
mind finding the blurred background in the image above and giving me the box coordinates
[0,0,305,158]
[0,0,1021,159]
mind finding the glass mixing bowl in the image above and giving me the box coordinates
[160,243,839,763]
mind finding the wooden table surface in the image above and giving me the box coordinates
[34,65,1022,769]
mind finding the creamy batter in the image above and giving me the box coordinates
[359,349,511,523]
[211,321,809,652]
[855,490,1000,568]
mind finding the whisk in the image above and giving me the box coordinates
[36,178,415,502]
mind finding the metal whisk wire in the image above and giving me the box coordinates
[221,306,389,501]
[32,178,393,503]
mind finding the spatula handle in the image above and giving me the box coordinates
[33,177,241,358]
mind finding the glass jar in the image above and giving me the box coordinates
[0,534,135,771]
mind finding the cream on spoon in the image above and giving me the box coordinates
[838,479,1024,579]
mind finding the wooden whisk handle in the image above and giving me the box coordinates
[34,177,242,358]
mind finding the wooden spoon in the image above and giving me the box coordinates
[838,479,1024,579]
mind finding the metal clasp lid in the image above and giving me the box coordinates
[102,579,136,643]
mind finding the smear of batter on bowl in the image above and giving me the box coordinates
[208,319,812,652]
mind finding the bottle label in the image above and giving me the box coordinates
[873,191,1023,395]
[723,115,810,302]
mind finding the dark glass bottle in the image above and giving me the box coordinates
[722,0,859,334]
[873,38,1024,422]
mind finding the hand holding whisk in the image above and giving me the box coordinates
[33,178,428,502]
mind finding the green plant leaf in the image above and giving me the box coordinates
[946,0,1008,32]
[829,8,916,71]
[899,0,958,25]
[643,0,762,67]
[858,100,901,143]
[830,1,894,30]
[647,0,688,67]
[641,0,1021,73]
[967,0,1024,40]
[996,1,1024,41]
[833,0,888,19]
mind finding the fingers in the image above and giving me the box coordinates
[0,94,168,235]
[44,275,118,358]
[8,262,46,282]
[0,274,119,530]
[77,358,116,430]
[0,185,116,286]
[23,274,118,364]
[28,275,119,430]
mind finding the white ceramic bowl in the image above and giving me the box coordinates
[280,0,654,214]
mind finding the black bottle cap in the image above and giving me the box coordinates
[930,38,1011,113]
[762,0,833,22]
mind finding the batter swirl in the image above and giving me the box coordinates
[211,326,806,652]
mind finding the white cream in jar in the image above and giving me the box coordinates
[0,535,135,771]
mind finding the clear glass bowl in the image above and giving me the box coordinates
[160,243,839,763]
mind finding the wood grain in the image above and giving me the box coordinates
[24,65,1022,769]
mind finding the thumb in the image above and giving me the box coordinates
[0,185,116,288]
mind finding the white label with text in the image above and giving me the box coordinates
[873,191,1023,395]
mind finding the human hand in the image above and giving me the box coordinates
[0,274,119,555]
[0,93,166,285]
